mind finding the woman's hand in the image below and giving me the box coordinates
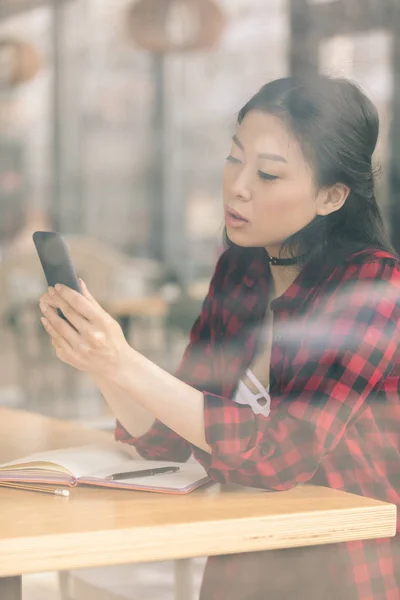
[39,279,132,378]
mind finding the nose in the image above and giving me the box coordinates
[231,168,252,202]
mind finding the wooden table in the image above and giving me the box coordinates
[105,295,168,347]
[0,408,397,600]
[105,296,168,320]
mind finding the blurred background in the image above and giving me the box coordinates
[1,0,399,420]
[0,1,399,596]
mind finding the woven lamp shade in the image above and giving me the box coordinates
[127,0,225,53]
[0,39,42,87]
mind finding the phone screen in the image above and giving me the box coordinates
[33,231,81,293]
[33,231,81,321]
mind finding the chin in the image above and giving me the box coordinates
[225,230,252,247]
[225,227,265,248]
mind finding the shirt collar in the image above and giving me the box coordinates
[240,247,397,313]
[242,249,315,313]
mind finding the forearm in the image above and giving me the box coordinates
[92,375,155,438]
[99,346,211,454]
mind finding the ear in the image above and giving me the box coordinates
[316,183,350,216]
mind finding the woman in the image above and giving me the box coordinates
[39,75,400,599]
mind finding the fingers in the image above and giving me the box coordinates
[41,312,72,353]
[40,303,87,351]
[53,283,104,324]
[41,315,80,366]
[40,289,90,336]
[79,278,98,304]
[40,284,101,324]
[40,289,60,309]
[39,282,117,360]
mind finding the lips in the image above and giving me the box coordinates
[226,207,249,222]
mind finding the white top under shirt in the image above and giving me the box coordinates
[232,369,271,417]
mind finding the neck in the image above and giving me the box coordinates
[265,246,301,298]
[269,263,300,298]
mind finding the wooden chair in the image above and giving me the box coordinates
[0,248,58,408]
[0,235,161,410]
[59,558,206,600]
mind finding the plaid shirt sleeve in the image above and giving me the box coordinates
[114,251,227,462]
[196,259,400,490]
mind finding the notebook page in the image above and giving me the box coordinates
[83,459,209,492]
[0,469,72,484]
[0,443,134,479]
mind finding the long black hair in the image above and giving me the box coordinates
[225,75,395,270]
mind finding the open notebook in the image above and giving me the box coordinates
[0,443,211,495]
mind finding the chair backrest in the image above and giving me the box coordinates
[0,249,45,319]
[62,235,131,302]
[64,236,163,301]
[0,235,162,320]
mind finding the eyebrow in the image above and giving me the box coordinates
[232,134,288,163]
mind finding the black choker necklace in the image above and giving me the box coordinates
[266,253,303,266]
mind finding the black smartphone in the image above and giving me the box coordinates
[33,231,82,320]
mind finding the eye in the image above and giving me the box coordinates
[258,171,278,182]
[226,155,242,165]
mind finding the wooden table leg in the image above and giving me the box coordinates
[0,576,22,600]
[174,559,193,600]
[117,315,132,341]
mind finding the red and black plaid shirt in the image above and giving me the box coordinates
[116,247,400,600]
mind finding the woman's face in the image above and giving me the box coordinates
[223,110,326,255]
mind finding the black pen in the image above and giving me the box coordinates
[106,466,180,481]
